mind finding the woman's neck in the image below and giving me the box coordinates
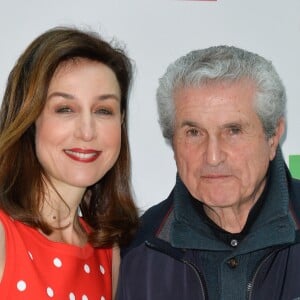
[39,180,88,246]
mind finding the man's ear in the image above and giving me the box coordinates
[268,117,285,160]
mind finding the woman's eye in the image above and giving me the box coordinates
[95,108,113,115]
[56,106,72,113]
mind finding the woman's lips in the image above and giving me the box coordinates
[64,149,100,163]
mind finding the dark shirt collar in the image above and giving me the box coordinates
[171,147,296,252]
[191,169,270,244]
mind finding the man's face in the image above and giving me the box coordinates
[173,80,284,211]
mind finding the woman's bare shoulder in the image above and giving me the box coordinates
[112,246,120,300]
[0,219,6,281]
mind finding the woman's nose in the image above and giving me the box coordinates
[74,113,97,141]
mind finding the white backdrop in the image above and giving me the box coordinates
[1,0,299,213]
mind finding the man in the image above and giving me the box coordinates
[116,46,300,300]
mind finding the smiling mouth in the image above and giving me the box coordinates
[64,149,100,162]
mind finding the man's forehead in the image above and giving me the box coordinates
[175,81,256,112]
[175,78,257,98]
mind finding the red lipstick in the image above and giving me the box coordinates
[64,148,100,163]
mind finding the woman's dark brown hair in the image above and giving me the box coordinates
[0,27,139,247]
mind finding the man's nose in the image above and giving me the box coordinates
[205,136,225,166]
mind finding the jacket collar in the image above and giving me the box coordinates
[167,147,298,253]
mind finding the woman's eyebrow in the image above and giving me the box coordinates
[47,92,120,101]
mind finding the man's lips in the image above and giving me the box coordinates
[64,148,101,163]
[201,174,231,180]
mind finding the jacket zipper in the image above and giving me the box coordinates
[247,248,283,299]
[181,259,207,299]
[145,240,208,299]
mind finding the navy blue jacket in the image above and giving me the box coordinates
[117,155,300,300]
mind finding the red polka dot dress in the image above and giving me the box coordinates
[0,210,112,300]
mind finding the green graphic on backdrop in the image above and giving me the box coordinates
[289,155,300,179]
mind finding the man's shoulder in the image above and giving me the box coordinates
[121,191,174,257]
[141,191,174,227]
[291,177,300,190]
[289,175,300,201]
[289,176,300,213]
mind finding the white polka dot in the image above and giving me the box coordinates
[47,287,54,297]
[69,292,76,300]
[28,251,33,260]
[82,295,88,300]
[53,257,62,268]
[17,280,26,292]
[84,264,90,273]
[99,265,105,275]
[101,297,105,300]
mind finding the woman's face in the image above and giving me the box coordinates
[35,58,122,192]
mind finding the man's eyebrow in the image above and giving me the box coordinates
[221,121,249,129]
[47,92,120,101]
[180,120,200,128]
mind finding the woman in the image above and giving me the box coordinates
[0,27,139,299]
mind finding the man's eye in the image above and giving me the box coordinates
[228,126,242,135]
[186,128,200,137]
[56,106,72,113]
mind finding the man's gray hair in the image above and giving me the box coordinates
[156,45,286,141]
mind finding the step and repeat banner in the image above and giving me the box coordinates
[0,0,299,211]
